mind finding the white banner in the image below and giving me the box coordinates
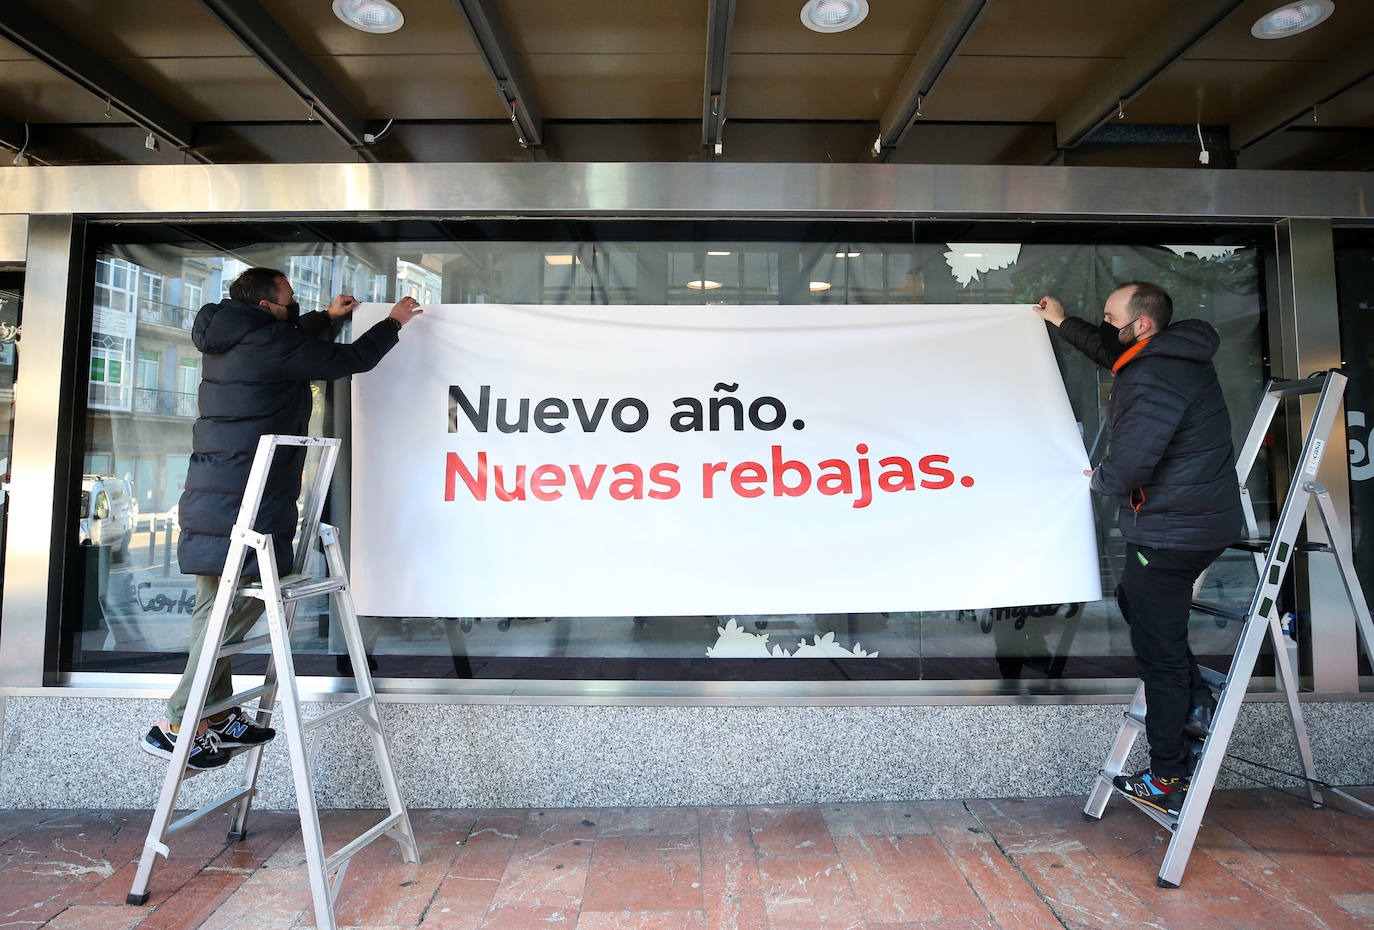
[349,303,1100,617]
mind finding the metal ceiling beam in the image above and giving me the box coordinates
[450,0,544,148]
[0,0,201,157]
[702,0,737,156]
[1231,34,1374,150]
[875,0,993,157]
[1052,0,1245,151]
[198,0,379,163]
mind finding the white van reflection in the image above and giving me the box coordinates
[78,475,134,560]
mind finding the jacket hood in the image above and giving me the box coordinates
[192,298,278,354]
[1133,318,1219,365]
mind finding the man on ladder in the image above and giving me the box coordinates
[140,266,423,768]
[1035,282,1244,814]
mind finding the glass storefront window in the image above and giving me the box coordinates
[63,222,1271,688]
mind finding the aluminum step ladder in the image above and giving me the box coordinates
[1083,369,1374,888]
[127,434,419,929]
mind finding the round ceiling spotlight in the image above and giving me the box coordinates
[333,0,405,34]
[1251,2,1334,39]
[809,281,832,292]
[800,0,869,34]
[686,279,723,290]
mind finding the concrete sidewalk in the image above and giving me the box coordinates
[3,789,1373,929]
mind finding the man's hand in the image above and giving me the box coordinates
[387,296,423,327]
[1033,296,1066,326]
[326,294,359,320]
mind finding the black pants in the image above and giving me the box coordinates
[1118,542,1225,778]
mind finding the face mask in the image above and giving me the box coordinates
[284,300,300,318]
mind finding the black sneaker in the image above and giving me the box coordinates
[207,708,275,748]
[141,721,232,770]
[1112,769,1189,815]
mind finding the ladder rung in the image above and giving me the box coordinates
[1228,537,1330,554]
[167,785,255,836]
[216,634,273,658]
[302,695,375,734]
[1198,666,1228,692]
[1266,375,1330,398]
[324,812,405,874]
[1115,787,1180,832]
[1190,599,1247,623]
[203,684,271,720]
[239,575,346,603]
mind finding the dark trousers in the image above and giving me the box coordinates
[1118,543,1225,778]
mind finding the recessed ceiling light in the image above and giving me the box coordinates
[687,279,723,290]
[333,0,404,34]
[544,254,579,266]
[800,0,869,34]
[1251,2,1334,39]
[809,281,832,291]
[835,251,861,258]
[707,250,732,256]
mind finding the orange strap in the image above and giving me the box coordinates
[1111,336,1152,375]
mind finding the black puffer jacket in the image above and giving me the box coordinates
[1059,317,1243,551]
[177,299,400,577]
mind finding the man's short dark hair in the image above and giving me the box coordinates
[228,267,287,306]
[1121,281,1173,330]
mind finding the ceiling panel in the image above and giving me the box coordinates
[732,0,942,55]
[1186,0,1374,61]
[259,0,473,56]
[311,54,508,120]
[501,0,708,55]
[0,60,135,124]
[31,0,252,58]
[921,54,1106,122]
[115,56,314,122]
[525,53,702,120]
[728,54,910,120]
[1124,59,1313,124]
[1308,73,1374,127]
[962,0,1178,58]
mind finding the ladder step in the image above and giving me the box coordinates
[1266,375,1329,398]
[216,634,273,658]
[1190,599,1247,623]
[203,684,271,720]
[167,785,256,836]
[302,695,375,734]
[1198,666,1228,692]
[324,812,405,874]
[1228,537,1330,554]
[1114,785,1180,832]
[239,575,346,603]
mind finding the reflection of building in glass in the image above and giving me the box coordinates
[397,259,440,303]
[86,257,220,514]
[86,253,388,516]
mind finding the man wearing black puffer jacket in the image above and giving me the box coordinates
[141,266,422,770]
[1037,282,1243,815]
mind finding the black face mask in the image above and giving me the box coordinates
[284,300,300,319]
[1098,320,1135,352]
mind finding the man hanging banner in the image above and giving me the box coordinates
[348,303,1100,617]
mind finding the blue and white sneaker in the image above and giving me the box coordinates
[1112,769,1189,815]
[141,720,232,770]
[207,707,275,748]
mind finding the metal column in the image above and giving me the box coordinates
[1270,217,1357,691]
[0,215,84,686]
